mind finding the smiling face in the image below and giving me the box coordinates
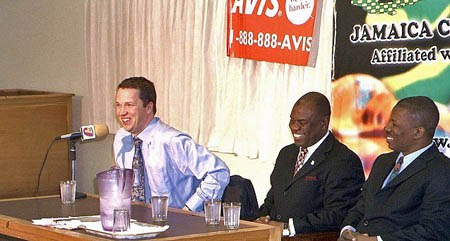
[384,106,423,155]
[289,101,329,148]
[115,88,154,136]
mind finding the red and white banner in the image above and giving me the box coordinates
[227,0,324,67]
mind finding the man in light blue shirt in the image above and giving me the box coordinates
[113,77,230,212]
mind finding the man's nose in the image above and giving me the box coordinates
[290,123,300,131]
[384,123,391,132]
[118,106,126,115]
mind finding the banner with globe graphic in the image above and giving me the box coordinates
[332,0,449,176]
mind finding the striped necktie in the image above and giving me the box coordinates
[386,156,404,185]
[294,147,308,177]
[132,137,146,202]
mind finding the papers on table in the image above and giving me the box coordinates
[81,221,169,239]
[32,215,101,230]
[32,215,169,239]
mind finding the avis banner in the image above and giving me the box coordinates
[332,0,450,176]
[226,0,324,67]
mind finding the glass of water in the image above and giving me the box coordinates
[59,180,76,204]
[204,199,221,225]
[223,202,241,229]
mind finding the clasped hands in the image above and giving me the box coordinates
[254,215,285,230]
[338,230,377,241]
[255,215,271,223]
[255,216,377,241]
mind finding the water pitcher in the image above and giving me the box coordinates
[96,168,133,231]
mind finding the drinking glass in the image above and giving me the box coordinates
[151,196,169,222]
[223,202,241,230]
[204,199,221,225]
[112,208,130,232]
[60,180,76,204]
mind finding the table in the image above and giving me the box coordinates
[0,195,339,241]
[0,195,279,241]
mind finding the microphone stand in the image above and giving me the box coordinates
[70,139,76,181]
[70,138,86,199]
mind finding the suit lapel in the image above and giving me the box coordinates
[293,147,326,179]
[373,153,397,191]
[286,134,334,188]
[381,145,438,190]
[288,146,300,177]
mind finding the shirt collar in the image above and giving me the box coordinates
[397,142,433,171]
[134,117,158,145]
[302,131,330,160]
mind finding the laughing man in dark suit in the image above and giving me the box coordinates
[339,96,450,241]
[257,92,365,235]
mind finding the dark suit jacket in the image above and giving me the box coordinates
[259,132,365,233]
[341,144,450,241]
[222,175,259,221]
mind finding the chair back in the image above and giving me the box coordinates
[221,175,259,221]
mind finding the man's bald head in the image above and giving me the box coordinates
[294,92,331,118]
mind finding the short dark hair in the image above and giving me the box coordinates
[117,77,157,113]
[395,96,439,139]
[296,92,331,117]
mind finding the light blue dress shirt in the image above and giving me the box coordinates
[114,117,230,212]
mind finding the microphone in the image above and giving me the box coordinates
[56,124,109,141]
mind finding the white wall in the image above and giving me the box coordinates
[0,0,113,196]
[0,0,85,95]
[0,0,275,206]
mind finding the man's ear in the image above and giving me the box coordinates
[146,101,154,114]
[321,116,330,130]
[414,126,425,139]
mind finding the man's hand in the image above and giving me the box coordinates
[352,233,377,241]
[254,216,285,231]
[254,215,271,223]
[338,230,376,241]
[339,229,358,241]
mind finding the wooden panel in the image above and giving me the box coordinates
[0,89,73,198]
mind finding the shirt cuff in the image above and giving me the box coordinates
[340,226,381,240]
[288,218,296,237]
[185,192,203,212]
[340,225,356,236]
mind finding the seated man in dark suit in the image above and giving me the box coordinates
[339,96,450,241]
[257,92,365,235]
